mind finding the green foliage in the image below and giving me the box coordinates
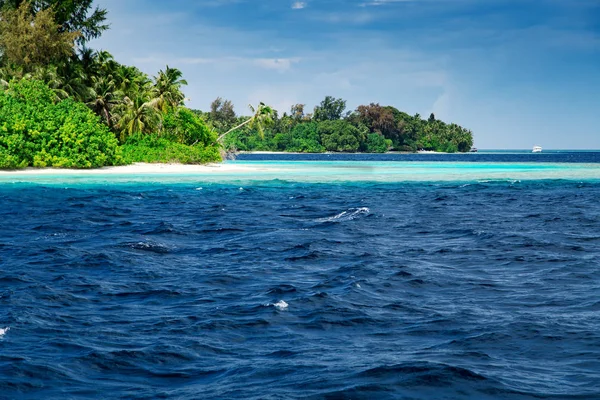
[350,103,404,147]
[0,5,223,168]
[288,122,325,152]
[217,102,275,143]
[313,96,347,121]
[162,107,217,146]
[207,97,237,133]
[365,133,391,153]
[216,95,473,154]
[0,0,108,44]
[318,120,364,152]
[0,1,80,71]
[150,65,188,112]
[121,133,221,164]
[0,79,122,169]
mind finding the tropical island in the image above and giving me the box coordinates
[0,0,474,170]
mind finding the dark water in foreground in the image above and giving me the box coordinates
[1,179,600,399]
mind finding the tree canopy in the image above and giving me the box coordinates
[0,0,108,43]
[216,96,474,153]
[313,96,347,121]
[0,2,79,70]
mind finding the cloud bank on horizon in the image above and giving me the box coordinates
[92,0,599,149]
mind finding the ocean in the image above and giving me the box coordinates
[1,152,600,399]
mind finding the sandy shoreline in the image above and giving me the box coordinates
[0,162,257,175]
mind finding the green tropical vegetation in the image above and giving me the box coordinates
[0,79,121,168]
[0,0,220,169]
[0,0,474,169]
[200,96,474,153]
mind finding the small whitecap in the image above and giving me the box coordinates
[0,327,10,337]
[239,187,244,191]
[317,207,370,223]
[356,283,362,288]
[196,187,203,191]
[273,300,288,310]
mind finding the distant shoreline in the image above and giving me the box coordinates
[237,151,446,155]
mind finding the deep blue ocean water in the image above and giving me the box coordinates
[1,152,600,399]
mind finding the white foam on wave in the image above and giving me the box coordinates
[0,327,9,337]
[273,300,288,310]
[317,207,370,223]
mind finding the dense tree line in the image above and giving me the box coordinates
[197,96,474,153]
[0,0,220,168]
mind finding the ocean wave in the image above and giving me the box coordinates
[316,207,370,223]
[2,180,600,398]
[120,241,173,254]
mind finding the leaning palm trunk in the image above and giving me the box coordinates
[217,118,253,142]
[217,102,274,143]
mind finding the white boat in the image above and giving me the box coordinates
[532,146,542,153]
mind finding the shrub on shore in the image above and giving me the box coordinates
[120,133,221,164]
[0,79,123,169]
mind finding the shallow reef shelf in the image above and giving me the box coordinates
[1,161,600,185]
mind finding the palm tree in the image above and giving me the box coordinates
[86,75,122,127]
[115,93,161,142]
[218,102,274,142]
[25,66,69,101]
[56,61,88,101]
[150,65,187,112]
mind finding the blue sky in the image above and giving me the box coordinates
[92,0,600,149]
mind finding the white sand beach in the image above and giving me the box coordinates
[0,162,261,176]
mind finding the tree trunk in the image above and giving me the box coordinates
[218,117,252,142]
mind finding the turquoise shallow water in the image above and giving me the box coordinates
[1,161,600,185]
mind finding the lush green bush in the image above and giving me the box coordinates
[121,133,221,164]
[318,120,364,152]
[0,79,123,169]
[162,107,217,146]
[365,133,391,153]
[287,122,325,152]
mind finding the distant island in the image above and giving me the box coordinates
[195,97,474,154]
[0,0,473,170]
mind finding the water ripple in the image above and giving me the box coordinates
[1,180,599,399]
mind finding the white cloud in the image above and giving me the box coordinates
[292,1,306,9]
[253,58,301,72]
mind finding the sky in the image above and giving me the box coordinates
[92,0,600,149]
